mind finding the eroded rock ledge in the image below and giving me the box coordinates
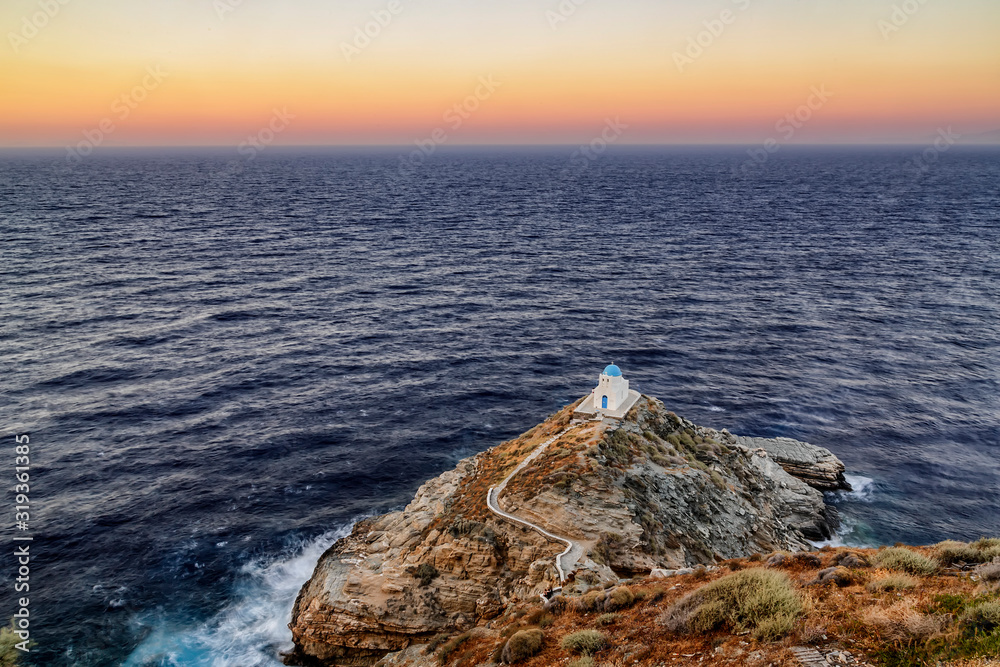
[285,395,850,666]
[736,436,851,492]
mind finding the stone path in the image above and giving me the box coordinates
[790,646,870,666]
[791,647,829,667]
[485,427,583,582]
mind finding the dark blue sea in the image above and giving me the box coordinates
[1,146,998,666]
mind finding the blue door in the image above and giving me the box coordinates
[601,395,608,409]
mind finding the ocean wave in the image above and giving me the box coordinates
[122,525,351,667]
[807,515,879,550]
[839,474,878,503]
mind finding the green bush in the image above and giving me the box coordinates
[658,568,801,641]
[935,540,980,565]
[595,613,617,626]
[568,658,594,667]
[873,547,939,576]
[972,537,1000,550]
[935,538,1000,565]
[560,629,607,655]
[502,628,544,663]
[961,601,1000,634]
[605,587,635,611]
[414,562,440,587]
[867,574,919,592]
[582,589,606,612]
[753,613,797,642]
[0,621,26,667]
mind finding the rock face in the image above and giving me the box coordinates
[736,436,851,492]
[286,396,849,666]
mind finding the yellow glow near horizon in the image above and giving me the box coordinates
[1,0,998,147]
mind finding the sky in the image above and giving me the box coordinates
[1,0,998,147]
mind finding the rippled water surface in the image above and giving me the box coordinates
[1,147,998,665]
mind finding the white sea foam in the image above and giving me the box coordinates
[123,524,350,667]
[840,474,877,502]
[807,516,878,550]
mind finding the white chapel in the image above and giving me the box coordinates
[575,364,641,418]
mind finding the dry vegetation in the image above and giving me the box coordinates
[408,403,999,665]
[426,542,1000,667]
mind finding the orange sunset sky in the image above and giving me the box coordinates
[1,0,998,147]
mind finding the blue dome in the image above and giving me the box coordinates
[602,364,622,377]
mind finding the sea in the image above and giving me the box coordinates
[1,146,998,666]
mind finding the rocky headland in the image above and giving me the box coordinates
[285,394,861,666]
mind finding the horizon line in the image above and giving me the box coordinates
[3,142,1000,151]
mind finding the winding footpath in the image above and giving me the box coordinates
[485,426,584,583]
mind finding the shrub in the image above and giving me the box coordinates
[936,540,982,565]
[544,595,567,614]
[596,613,617,626]
[560,629,607,655]
[502,629,544,663]
[582,589,606,612]
[657,568,801,640]
[414,562,440,587]
[961,601,1000,634]
[645,586,666,605]
[605,587,635,611]
[1,620,29,666]
[810,566,857,588]
[867,574,919,593]
[754,613,797,641]
[861,600,945,642]
[794,553,822,567]
[835,551,871,569]
[975,561,1000,583]
[568,658,594,667]
[425,633,449,653]
[872,547,939,576]
[436,632,470,664]
[935,539,1000,565]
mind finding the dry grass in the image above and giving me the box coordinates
[937,539,1000,566]
[423,543,1000,667]
[976,561,1000,583]
[872,546,940,575]
[860,598,947,641]
[658,568,801,641]
[867,572,920,592]
[560,629,607,655]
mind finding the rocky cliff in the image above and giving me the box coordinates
[285,395,850,666]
